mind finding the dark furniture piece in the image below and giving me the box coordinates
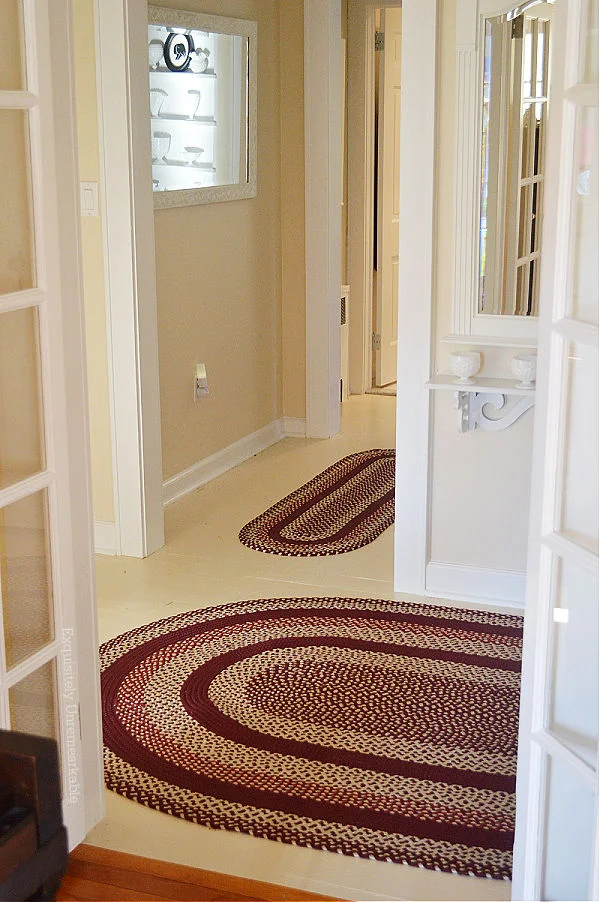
[0,731,68,901]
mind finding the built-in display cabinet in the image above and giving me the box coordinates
[148,7,257,208]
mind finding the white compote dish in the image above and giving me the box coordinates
[449,351,481,385]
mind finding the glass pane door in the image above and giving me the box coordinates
[0,0,61,740]
[514,0,599,898]
[0,0,102,843]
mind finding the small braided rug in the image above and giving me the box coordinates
[101,597,523,880]
[238,449,395,556]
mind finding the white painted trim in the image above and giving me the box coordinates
[42,0,104,844]
[426,562,526,608]
[453,0,538,343]
[347,6,376,396]
[513,0,599,896]
[148,7,258,210]
[163,420,284,506]
[95,0,164,558]
[94,520,119,556]
[304,0,342,439]
[393,0,437,596]
[281,417,307,438]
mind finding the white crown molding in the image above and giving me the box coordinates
[426,560,526,608]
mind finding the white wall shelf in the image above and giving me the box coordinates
[441,334,538,349]
[150,68,216,78]
[150,116,217,126]
[426,374,536,396]
[152,161,216,171]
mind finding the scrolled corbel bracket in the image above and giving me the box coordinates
[453,391,535,433]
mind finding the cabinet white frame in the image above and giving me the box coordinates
[451,0,539,344]
[148,7,257,208]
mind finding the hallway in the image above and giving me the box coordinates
[89,394,511,902]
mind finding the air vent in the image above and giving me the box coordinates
[340,295,347,326]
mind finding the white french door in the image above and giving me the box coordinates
[512,0,598,898]
[0,1,103,845]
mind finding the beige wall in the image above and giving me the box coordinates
[73,0,115,523]
[428,0,534,573]
[154,0,285,480]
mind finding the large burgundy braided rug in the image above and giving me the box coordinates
[238,449,395,556]
[101,597,523,880]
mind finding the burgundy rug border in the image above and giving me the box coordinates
[103,770,512,880]
[101,599,523,879]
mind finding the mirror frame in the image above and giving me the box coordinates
[148,6,257,209]
[451,0,541,345]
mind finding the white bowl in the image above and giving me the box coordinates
[184,146,204,165]
[449,351,481,385]
[511,354,537,387]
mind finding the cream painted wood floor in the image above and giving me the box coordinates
[89,394,512,902]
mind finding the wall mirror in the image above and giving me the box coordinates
[148,6,257,208]
[451,0,553,344]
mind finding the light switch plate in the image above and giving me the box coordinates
[80,181,99,217]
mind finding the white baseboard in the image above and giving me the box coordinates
[425,561,526,609]
[281,416,307,437]
[94,519,119,555]
[163,419,288,506]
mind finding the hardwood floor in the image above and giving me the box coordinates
[56,845,340,902]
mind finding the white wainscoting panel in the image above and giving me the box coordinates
[426,561,526,608]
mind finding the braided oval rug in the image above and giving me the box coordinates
[101,597,523,881]
[238,449,395,556]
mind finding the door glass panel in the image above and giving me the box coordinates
[542,754,596,900]
[560,341,599,552]
[9,659,58,742]
[0,1,26,91]
[0,111,36,294]
[0,491,54,669]
[0,307,45,490]
[549,557,599,768]
[582,0,599,83]
[571,106,598,325]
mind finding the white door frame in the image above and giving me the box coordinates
[347,4,377,395]
[347,1,403,397]
[393,0,437,595]
[304,0,343,439]
[94,0,164,558]
[310,0,434,594]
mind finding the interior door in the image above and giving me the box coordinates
[0,0,103,845]
[374,7,401,387]
[512,0,598,898]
